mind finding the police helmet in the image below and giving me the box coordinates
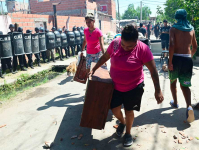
[26,30,32,33]
[58,28,62,33]
[9,24,14,28]
[45,29,49,33]
[51,27,56,30]
[77,27,80,31]
[40,27,44,32]
[35,27,39,32]
[72,26,77,31]
[0,31,3,35]
[18,27,23,32]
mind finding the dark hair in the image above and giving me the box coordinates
[140,23,143,27]
[163,19,167,23]
[121,25,138,42]
[85,13,95,20]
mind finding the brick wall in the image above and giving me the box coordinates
[8,13,116,34]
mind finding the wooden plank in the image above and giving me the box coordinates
[80,62,114,130]
[74,56,87,84]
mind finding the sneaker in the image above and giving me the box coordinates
[21,68,27,71]
[123,133,133,147]
[38,63,41,67]
[186,106,195,123]
[170,100,179,109]
[116,123,125,137]
[30,66,34,69]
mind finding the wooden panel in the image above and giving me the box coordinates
[80,62,114,130]
[74,56,87,84]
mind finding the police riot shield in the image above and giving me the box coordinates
[80,30,84,44]
[12,32,25,55]
[74,31,81,45]
[23,33,32,54]
[54,31,61,48]
[61,33,68,47]
[0,34,13,59]
[31,34,39,54]
[67,31,75,46]
[46,32,55,49]
[39,33,46,52]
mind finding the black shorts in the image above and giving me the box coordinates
[161,40,169,49]
[110,82,144,111]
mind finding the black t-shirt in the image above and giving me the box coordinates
[147,24,151,32]
[138,27,146,36]
[160,26,170,40]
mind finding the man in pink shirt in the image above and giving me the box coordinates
[89,25,164,147]
[81,13,105,73]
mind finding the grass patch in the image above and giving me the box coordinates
[0,69,61,102]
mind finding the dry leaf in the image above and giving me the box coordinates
[174,140,177,143]
[0,124,6,128]
[137,144,141,146]
[159,126,165,128]
[179,131,184,136]
[71,142,75,145]
[161,130,166,133]
[45,141,53,148]
[71,135,78,139]
[78,134,83,140]
[173,135,178,139]
[178,139,182,144]
[189,137,193,141]
[84,144,89,146]
[183,120,187,123]
[113,125,119,129]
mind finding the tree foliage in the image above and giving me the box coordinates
[121,4,151,20]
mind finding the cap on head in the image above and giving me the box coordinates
[18,27,23,32]
[9,24,14,28]
[85,13,95,21]
[26,30,32,33]
[175,9,187,20]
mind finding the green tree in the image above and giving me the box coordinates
[121,4,152,20]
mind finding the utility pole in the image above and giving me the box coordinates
[140,1,142,23]
[52,2,61,29]
[117,0,120,29]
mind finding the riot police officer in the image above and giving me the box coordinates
[58,28,69,58]
[0,30,14,77]
[34,27,42,67]
[25,29,34,69]
[46,28,55,63]
[52,27,63,61]
[39,27,47,63]
[9,25,27,71]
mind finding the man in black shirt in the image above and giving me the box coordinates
[154,22,160,39]
[138,23,146,37]
[160,20,170,50]
[147,22,151,39]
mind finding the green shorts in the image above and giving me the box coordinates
[169,55,193,87]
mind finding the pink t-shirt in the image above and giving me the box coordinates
[107,38,154,92]
[84,27,103,54]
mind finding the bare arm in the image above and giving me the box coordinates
[191,30,198,57]
[99,36,105,54]
[81,35,87,52]
[169,28,175,71]
[91,51,110,73]
[144,60,164,104]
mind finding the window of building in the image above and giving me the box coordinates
[38,0,43,2]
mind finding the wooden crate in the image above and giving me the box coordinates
[80,62,114,130]
[74,56,88,84]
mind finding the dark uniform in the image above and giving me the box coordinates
[46,29,55,63]
[0,31,4,78]
[147,22,151,40]
[58,28,68,58]
[52,27,63,61]
[34,27,41,67]
[39,27,47,63]
[25,29,34,69]
[11,26,27,71]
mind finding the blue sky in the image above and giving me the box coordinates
[116,0,167,17]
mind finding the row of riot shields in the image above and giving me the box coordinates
[0,30,85,59]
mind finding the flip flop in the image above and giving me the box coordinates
[186,106,195,123]
[170,100,179,109]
